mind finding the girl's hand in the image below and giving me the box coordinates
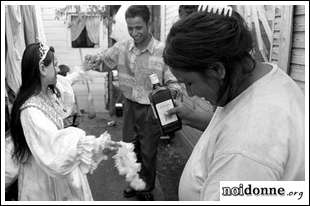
[102,140,121,156]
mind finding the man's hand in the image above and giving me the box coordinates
[84,54,102,71]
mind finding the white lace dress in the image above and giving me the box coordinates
[18,89,106,201]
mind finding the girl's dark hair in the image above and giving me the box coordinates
[58,64,70,76]
[125,5,150,24]
[163,9,255,103]
[10,42,55,162]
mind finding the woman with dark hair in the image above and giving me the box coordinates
[10,42,119,201]
[164,6,305,200]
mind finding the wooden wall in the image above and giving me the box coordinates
[270,5,305,93]
[160,5,179,41]
[149,5,162,41]
[290,5,305,93]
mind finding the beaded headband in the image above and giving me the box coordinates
[38,42,49,65]
[199,5,233,17]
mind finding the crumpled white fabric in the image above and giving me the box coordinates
[110,5,131,42]
[56,72,86,118]
[5,133,20,189]
[112,141,146,191]
[78,131,112,174]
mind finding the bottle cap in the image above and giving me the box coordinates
[149,73,160,85]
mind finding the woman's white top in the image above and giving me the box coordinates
[179,63,305,201]
[18,86,106,201]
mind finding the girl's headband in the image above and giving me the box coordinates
[39,42,49,65]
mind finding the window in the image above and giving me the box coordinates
[72,26,95,48]
[69,14,100,48]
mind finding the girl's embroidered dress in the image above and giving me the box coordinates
[18,88,108,200]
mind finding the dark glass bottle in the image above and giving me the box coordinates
[148,73,182,135]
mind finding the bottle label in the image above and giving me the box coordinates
[155,100,178,126]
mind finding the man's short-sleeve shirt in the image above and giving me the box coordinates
[99,37,178,105]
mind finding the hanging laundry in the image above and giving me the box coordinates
[5,5,25,94]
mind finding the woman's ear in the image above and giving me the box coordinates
[203,62,226,80]
[212,62,226,80]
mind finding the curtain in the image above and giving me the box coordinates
[70,14,86,42]
[5,5,46,95]
[70,15,100,44]
[85,16,100,44]
[20,5,39,45]
[34,5,47,44]
[5,5,25,94]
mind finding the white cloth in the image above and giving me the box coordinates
[5,5,25,94]
[20,5,39,45]
[5,134,20,189]
[178,63,305,201]
[56,71,84,118]
[110,5,131,42]
[85,16,100,44]
[34,5,47,43]
[56,75,76,118]
[5,5,45,94]
[17,93,108,200]
[69,14,86,42]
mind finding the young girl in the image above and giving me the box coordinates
[10,42,118,201]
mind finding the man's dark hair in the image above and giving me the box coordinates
[125,5,150,24]
[179,5,199,15]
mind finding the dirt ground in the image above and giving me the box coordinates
[156,138,188,200]
[78,111,188,201]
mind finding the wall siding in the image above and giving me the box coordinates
[289,5,305,93]
[270,5,305,93]
[270,7,282,64]
[162,5,179,40]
